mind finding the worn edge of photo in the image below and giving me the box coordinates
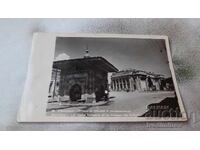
[17,33,187,122]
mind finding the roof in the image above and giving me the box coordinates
[111,69,136,78]
[111,69,164,78]
[53,56,118,73]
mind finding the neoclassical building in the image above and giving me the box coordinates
[110,69,166,92]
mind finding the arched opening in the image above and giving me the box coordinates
[69,84,82,101]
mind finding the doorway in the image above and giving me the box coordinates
[69,84,82,101]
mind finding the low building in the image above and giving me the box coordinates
[49,56,118,102]
[48,68,61,98]
[110,69,165,92]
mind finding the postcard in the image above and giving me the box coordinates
[17,33,187,122]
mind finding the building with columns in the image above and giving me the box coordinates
[111,69,166,92]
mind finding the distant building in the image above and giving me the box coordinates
[49,68,61,98]
[111,69,166,92]
[49,56,118,102]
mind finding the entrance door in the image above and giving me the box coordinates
[69,84,82,101]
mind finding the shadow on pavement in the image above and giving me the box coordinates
[139,96,182,117]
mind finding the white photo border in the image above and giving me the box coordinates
[17,33,187,122]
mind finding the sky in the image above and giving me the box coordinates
[54,37,172,77]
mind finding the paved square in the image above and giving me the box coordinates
[47,91,175,117]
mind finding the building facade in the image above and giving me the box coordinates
[48,68,61,98]
[49,56,118,102]
[110,69,166,92]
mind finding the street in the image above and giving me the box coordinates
[46,91,176,117]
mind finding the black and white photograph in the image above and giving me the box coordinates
[44,34,187,121]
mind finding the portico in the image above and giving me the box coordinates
[111,69,164,92]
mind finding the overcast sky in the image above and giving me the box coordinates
[55,37,172,77]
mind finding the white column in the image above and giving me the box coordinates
[129,77,133,91]
[118,78,121,91]
[136,76,141,91]
[146,78,149,91]
[121,78,124,90]
[116,79,118,91]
